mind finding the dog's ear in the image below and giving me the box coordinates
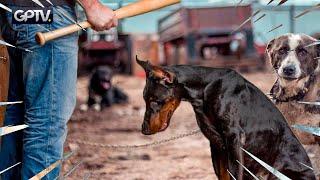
[136,55,175,84]
[316,44,320,57]
[316,45,320,73]
[266,38,276,64]
[266,38,275,55]
[136,55,151,71]
[150,66,175,84]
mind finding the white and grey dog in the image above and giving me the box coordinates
[266,33,320,145]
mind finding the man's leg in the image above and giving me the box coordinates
[0,5,78,179]
[0,5,77,179]
[20,6,78,179]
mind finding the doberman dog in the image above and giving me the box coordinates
[136,57,316,180]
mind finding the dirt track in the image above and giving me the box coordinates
[62,71,319,179]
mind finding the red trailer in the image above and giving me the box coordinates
[158,5,264,70]
[78,28,133,75]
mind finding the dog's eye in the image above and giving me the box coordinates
[278,48,288,55]
[150,99,163,105]
[296,48,308,57]
[150,102,158,109]
[150,100,165,110]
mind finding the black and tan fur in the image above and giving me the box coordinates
[137,56,316,180]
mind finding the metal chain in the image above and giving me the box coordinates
[68,129,201,149]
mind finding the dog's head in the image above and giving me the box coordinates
[136,56,181,135]
[266,33,320,81]
[92,66,113,90]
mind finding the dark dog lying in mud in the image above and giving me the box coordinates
[137,57,316,179]
[81,66,128,111]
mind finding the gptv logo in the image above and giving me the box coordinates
[12,7,53,24]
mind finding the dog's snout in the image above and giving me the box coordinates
[142,121,148,130]
[142,122,152,135]
[283,65,296,76]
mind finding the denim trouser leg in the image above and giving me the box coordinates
[22,34,78,180]
[0,6,78,180]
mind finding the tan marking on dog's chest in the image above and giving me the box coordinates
[278,76,309,99]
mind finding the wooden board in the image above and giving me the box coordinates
[0,33,10,128]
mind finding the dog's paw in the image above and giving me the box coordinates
[93,104,101,112]
[79,104,89,112]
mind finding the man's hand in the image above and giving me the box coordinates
[80,0,118,31]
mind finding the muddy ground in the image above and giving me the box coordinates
[62,71,319,179]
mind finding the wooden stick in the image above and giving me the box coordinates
[29,151,75,180]
[36,0,180,45]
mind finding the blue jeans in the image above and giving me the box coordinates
[0,5,78,180]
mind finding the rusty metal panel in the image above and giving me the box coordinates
[159,5,253,43]
[0,32,10,150]
[0,34,9,128]
[131,34,160,76]
[188,5,252,32]
[159,9,187,42]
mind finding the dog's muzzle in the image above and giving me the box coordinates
[142,121,152,135]
[283,65,296,77]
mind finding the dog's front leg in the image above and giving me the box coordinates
[195,106,246,179]
[88,89,97,107]
[224,130,246,180]
[193,107,236,180]
[210,142,231,180]
[194,108,225,150]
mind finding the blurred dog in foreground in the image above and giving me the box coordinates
[266,33,320,145]
[80,66,128,111]
[137,56,315,179]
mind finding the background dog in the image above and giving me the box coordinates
[266,33,320,144]
[81,66,128,111]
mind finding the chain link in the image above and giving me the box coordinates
[68,129,201,149]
